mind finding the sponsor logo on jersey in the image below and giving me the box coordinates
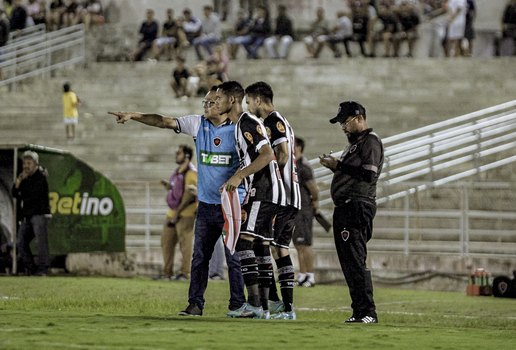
[244,132,253,143]
[276,121,285,133]
[213,137,222,147]
[200,151,232,166]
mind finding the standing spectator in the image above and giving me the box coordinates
[62,0,80,27]
[27,0,46,26]
[193,5,221,61]
[444,0,467,57]
[497,0,516,56]
[47,0,65,31]
[12,151,51,276]
[226,8,251,59]
[130,9,158,62]
[463,0,476,56]
[181,8,202,45]
[303,7,330,58]
[221,81,285,319]
[213,0,230,21]
[319,101,384,324]
[264,4,294,59]
[80,0,105,31]
[170,56,190,98]
[393,0,420,57]
[292,137,319,288]
[108,86,246,317]
[349,0,372,57]
[9,0,27,33]
[62,82,81,141]
[152,8,186,61]
[372,0,398,58]
[0,9,10,47]
[159,145,198,281]
[241,5,270,59]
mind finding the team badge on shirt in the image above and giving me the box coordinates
[349,145,357,153]
[276,121,285,133]
[341,229,350,242]
[256,125,263,136]
[213,137,222,147]
[244,132,253,143]
[266,127,271,139]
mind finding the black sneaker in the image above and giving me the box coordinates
[344,316,360,323]
[345,315,378,324]
[178,304,203,316]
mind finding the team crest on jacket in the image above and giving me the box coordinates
[244,132,253,143]
[213,137,222,147]
[256,125,263,135]
[349,145,357,153]
[266,127,272,139]
[341,229,350,241]
[276,122,285,133]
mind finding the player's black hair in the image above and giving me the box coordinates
[218,81,244,102]
[180,144,193,160]
[209,85,220,92]
[295,137,305,152]
[63,82,71,92]
[245,81,273,103]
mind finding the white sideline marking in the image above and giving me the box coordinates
[36,343,165,350]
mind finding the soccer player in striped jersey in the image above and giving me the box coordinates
[218,81,286,319]
[244,81,300,320]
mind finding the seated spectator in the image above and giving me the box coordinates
[240,5,270,59]
[325,10,353,58]
[130,9,158,62]
[209,44,229,81]
[170,56,190,98]
[393,0,420,57]
[303,7,330,58]
[495,0,516,56]
[27,0,46,26]
[47,0,65,31]
[264,4,294,59]
[181,8,202,45]
[370,0,399,58]
[193,5,221,61]
[349,0,372,57]
[80,0,105,31]
[226,8,251,59]
[152,8,186,61]
[9,0,27,33]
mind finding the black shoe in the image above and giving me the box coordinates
[178,304,203,316]
[345,315,378,323]
[173,274,188,281]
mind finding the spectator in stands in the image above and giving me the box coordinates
[27,0,46,26]
[226,8,251,59]
[181,8,202,45]
[349,0,372,57]
[325,10,354,58]
[209,44,229,81]
[292,137,319,288]
[264,4,294,59]
[80,0,105,31]
[130,9,158,62]
[393,0,420,57]
[62,82,81,141]
[370,0,398,58]
[241,4,270,59]
[62,0,80,27]
[193,5,221,61]
[9,0,27,33]
[213,0,229,21]
[0,9,10,48]
[152,8,186,61]
[303,7,330,58]
[444,0,467,57]
[463,0,476,56]
[159,145,198,281]
[47,0,65,31]
[170,56,191,98]
[497,0,516,56]
[12,150,51,276]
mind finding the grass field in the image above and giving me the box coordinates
[1,276,515,350]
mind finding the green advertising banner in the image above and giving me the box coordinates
[14,145,126,254]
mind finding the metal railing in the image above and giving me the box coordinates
[0,24,85,88]
[311,100,516,206]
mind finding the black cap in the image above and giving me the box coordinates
[329,101,366,124]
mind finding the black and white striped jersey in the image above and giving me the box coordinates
[234,112,286,205]
[263,110,301,210]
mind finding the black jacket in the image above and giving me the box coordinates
[12,168,50,218]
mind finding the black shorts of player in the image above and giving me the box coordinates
[292,210,314,246]
[240,200,278,241]
[272,205,299,249]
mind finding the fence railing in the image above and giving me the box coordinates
[0,24,85,88]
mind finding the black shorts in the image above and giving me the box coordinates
[272,205,298,249]
[240,200,278,241]
[292,210,314,246]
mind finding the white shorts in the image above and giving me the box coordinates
[64,117,78,125]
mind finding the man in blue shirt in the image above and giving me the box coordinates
[109,86,245,316]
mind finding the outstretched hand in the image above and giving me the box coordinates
[108,111,141,124]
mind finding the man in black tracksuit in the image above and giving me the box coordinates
[319,101,384,324]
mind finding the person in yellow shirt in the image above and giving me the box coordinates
[62,82,81,141]
[160,144,198,280]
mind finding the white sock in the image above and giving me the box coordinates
[297,273,306,283]
[306,272,315,283]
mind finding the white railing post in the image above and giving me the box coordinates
[144,182,151,255]
[403,195,410,255]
